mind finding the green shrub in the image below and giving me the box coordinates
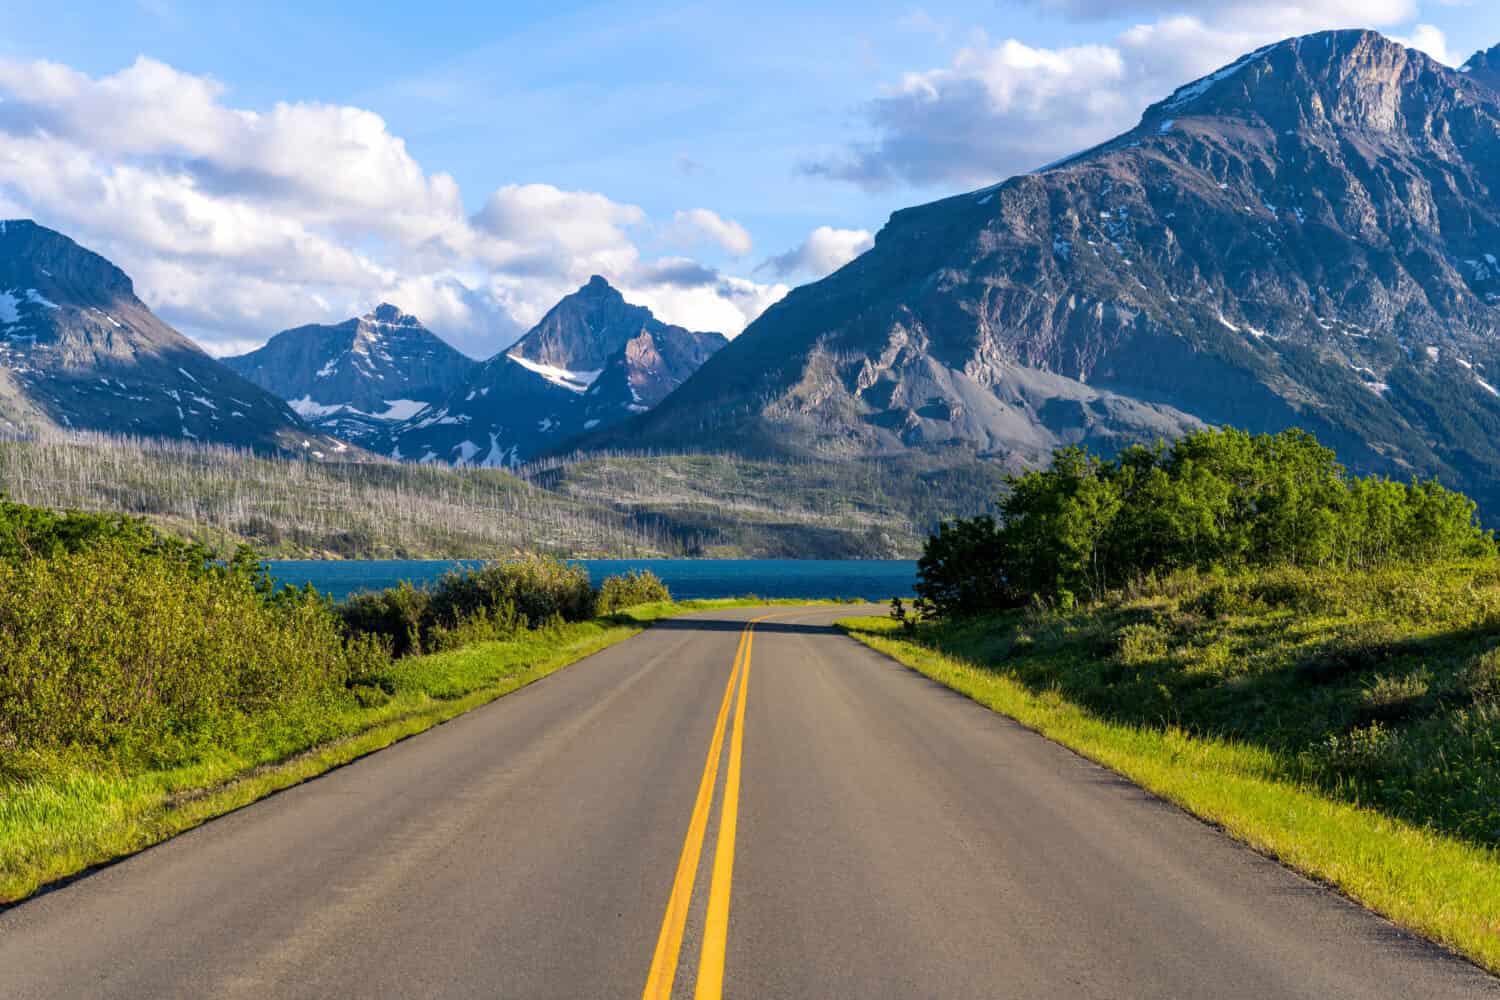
[428,557,596,628]
[425,602,525,653]
[1461,649,1500,703]
[1183,581,1248,619]
[1115,622,1170,667]
[0,541,367,760]
[338,582,431,658]
[1357,669,1432,725]
[914,515,1018,618]
[597,569,671,613]
[0,500,180,564]
[1301,722,1404,785]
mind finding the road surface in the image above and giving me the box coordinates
[2,606,1495,998]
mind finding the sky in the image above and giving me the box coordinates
[1,1,1496,357]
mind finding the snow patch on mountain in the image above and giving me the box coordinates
[508,354,603,393]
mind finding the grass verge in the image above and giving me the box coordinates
[838,616,1500,975]
[0,597,833,905]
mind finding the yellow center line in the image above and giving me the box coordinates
[641,624,750,1000]
[693,623,753,1000]
[643,609,830,999]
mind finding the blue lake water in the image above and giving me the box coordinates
[265,559,917,603]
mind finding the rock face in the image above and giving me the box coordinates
[599,31,1500,512]
[0,220,346,455]
[1462,44,1500,93]
[384,276,725,466]
[224,305,476,447]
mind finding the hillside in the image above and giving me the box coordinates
[0,221,344,455]
[594,31,1500,513]
[524,451,1007,558]
[0,433,999,558]
[0,433,670,558]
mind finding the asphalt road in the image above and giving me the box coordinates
[2,606,1495,999]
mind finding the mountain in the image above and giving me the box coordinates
[0,220,347,455]
[595,30,1500,512]
[383,276,726,465]
[224,305,476,446]
[1462,43,1500,93]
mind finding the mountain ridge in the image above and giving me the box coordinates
[0,220,348,456]
[224,304,477,447]
[588,29,1500,511]
[380,276,727,465]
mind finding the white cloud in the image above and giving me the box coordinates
[666,208,754,257]
[624,274,789,337]
[0,56,787,355]
[1391,24,1456,65]
[817,4,1441,191]
[1029,0,1417,23]
[761,226,875,281]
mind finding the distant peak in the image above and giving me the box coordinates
[1138,29,1451,130]
[1461,43,1500,91]
[363,303,420,327]
[576,274,623,298]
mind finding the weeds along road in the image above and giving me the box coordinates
[2,606,1495,999]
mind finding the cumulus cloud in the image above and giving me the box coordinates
[666,208,754,257]
[760,226,875,282]
[0,56,785,354]
[1391,24,1456,65]
[809,38,1131,189]
[1028,0,1417,23]
[623,274,790,337]
[812,1,1441,191]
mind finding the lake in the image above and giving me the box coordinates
[265,559,918,603]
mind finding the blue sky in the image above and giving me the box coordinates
[2,1,1496,355]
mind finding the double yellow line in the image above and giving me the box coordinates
[641,617,762,1000]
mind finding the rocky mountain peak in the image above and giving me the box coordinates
[223,304,477,445]
[0,219,135,303]
[506,275,653,372]
[1462,44,1500,93]
[364,302,420,328]
[1137,29,1462,138]
[382,279,726,467]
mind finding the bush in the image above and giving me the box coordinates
[1462,650,1500,703]
[597,570,671,613]
[338,582,431,658]
[0,541,366,758]
[0,499,210,569]
[914,515,1019,618]
[336,556,605,658]
[425,602,525,653]
[428,557,596,629]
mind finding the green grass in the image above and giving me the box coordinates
[0,597,831,905]
[841,564,1500,974]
